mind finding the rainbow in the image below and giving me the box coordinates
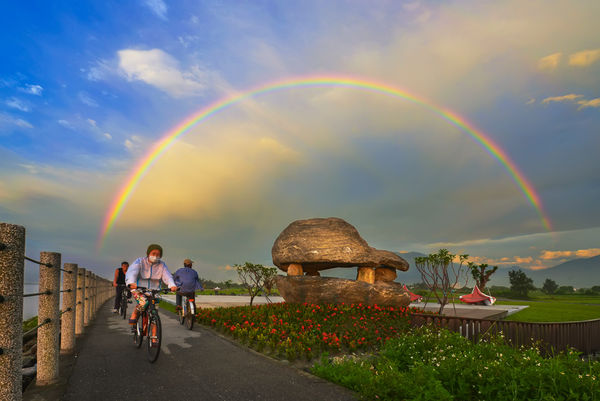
[97,75,552,249]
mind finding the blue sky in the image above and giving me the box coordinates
[1,0,599,283]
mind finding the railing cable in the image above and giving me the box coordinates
[23,290,52,298]
[24,255,73,273]
[23,318,51,337]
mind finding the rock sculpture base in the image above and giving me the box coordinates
[275,275,411,308]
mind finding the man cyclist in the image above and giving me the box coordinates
[173,258,203,311]
[112,261,129,313]
[126,244,177,340]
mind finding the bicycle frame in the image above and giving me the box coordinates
[178,292,196,330]
[131,287,165,363]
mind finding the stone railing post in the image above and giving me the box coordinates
[36,252,61,385]
[92,274,97,317]
[0,223,25,401]
[75,268,86,335]
[84,270,91,326]
[61,263,77,353]
[89,273,94,320]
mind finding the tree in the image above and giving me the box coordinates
[415,249,469,314]
[557,285,574,295]
[224,279,233,289]
[234,262,277,306]
[508,269,535,298]
[468,263,498,291]
[542,278,558,295]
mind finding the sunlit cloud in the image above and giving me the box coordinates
[537,52,562,71]
[541,94,583,104]
[577,98,600,110]
[568,49,600,67]
[540,248,600,260]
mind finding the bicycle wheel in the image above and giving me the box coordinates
[133,314,144,348]
[147,311,162,363]
[185,300,194,330]
[178,300,185,325]
[121,294,128,319]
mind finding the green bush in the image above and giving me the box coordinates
[312,327,600,400]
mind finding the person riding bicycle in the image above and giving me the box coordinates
[112,261,130,313]
[173,258,203,311]
[125,244,177,337]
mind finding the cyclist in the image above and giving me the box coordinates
[126,244,177,340]
[112,261,129,313]
[173,258,203,311]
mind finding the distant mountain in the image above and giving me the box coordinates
[527,255,600,288]
[319,253,600,288]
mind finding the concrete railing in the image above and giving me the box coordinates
[0,222,113,401]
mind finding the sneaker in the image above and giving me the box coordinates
[112,309,118,313]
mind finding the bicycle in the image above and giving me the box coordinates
[119,286,130,320]
[177,292,196,330]
[131,288,165,363]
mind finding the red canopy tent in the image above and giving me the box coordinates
[403,285,423,303]
[459,285,496,305]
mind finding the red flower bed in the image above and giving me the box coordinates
[196,302,424,360]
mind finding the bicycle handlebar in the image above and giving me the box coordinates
[132,287,170,294]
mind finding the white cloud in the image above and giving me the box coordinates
[78,91,98,107]
[18,164,39,174]
[58,119,75,130]
[103,133,113,140]
[87,118,97,127]
[5,97,30,112]
[541,94,583,104]
[526,98,536,105]
[86,59,113,81]
[178,35,200,48]
[403,2,421,11]
[18,84,43,96]
[118,48,210,98]
[0,113,33,129]
[14,118,33,128]
[537,52,562,71]
[124,135,143,152]
[144,0,167,20]
[568,49,600,67]
[577,98,600,110]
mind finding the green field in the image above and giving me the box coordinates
[500,299,600,322]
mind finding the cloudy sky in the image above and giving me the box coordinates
[1,0,599,283]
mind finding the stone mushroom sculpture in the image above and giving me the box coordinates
[272,217,411,307]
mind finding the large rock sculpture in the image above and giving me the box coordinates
[272,217,411,307]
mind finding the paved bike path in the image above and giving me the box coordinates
[62,303,357,401]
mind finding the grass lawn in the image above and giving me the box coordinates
[499,300,600,322]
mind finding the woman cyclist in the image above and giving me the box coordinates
[125,244,177,340]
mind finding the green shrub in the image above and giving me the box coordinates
[312,327,600,400]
